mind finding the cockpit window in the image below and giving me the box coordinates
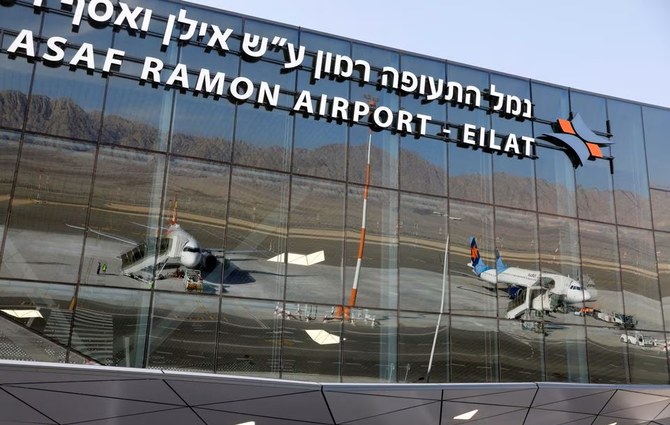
[183,246,200,253]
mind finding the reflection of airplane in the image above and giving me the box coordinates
[71,197,325,284]
[467,237,592,309]
[69,200,222,282]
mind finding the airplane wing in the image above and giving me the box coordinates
[66,224,137,246]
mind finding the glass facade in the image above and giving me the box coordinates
[1,0,670,385]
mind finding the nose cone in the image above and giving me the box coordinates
[566,288,591,303]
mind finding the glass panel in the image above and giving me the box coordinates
[41,9,112,48]
[1,136,94,283]
[225,167,289,300]
[71,286,150,367]
[579,221,623,320]
[544,324,587,382]
[447,64,492,204]
[233,104,293,172]
[242,19,299,63]
[82,146,165,288]
[398,312,448,383]
[281,302,342,381]
[571,92,614,223]
[293,72,348,180]
[534,135,577,217]
[531,82,569,122]
[164,157,229,295]
[348,88,400,190]
[0,131,20,243]
[494,207,539,320]
[0,50,33,130]
[626,330,668,384]
[177,9,242,75]
[643,106,670,190]
[351,42,398,72]
[608,99,652,228]
[586,326,628,384]
[102,76,174,151]
[341,307,396,382]
[398,57,447,196]
[300,29,351,59]
[499,318,543,382]
[619,226,662,330]
[448,200,495,317]
[398,193,449,312]
[170,94,234,163]
[0,280,76,363]
[0,2,42,33]
[658,232,670,332]
[538,215,585,325]
[344,185,397,310]
[285,176,345,305]
[217,297,281,378]
[570,91,608,133]
[651,189,670,232]
[450,316,498,383]
[147,292,218,372]
[26,63,105,141]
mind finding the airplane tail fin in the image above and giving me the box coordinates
[469,237,490,276]
[495,248,509,273]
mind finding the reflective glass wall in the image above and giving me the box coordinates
[0,0,669,384]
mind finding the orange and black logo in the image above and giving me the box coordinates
[538,113,613,167]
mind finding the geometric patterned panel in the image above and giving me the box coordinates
[2,360,670,425]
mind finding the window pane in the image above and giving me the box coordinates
[448,201,495,317]
[657,232,670,333]
[1,136,94,283]
[619,226,662,330]
[27,63,105,141]
[72,286,150,367]
[398,312,448,383]
[450,316,498,383]
[531,82,569,122]
[0,2,42,33]
[643,106,670,190]
[544,324,587,382]
[399,193,449,312]
[281,302,342,381]
[148,292,219,372]
[217,297,281,378]
[494,207,539,320]
[534,136,577,217]
[0,280,77,363]
[233,104,293,172]
[499,319,543,382]
[344,185,397,310]
[579,221,623,317]
[102,76,174,151]
[608,99,651,228]
[0,131,20,243]
[0,49,33,130]
[651,189,670,232]
[170,94,234,163]
[285,176,345,305]
[571,92,614,223]
[587,326,628,384]
[538,215,584,326]
[341,307,397,382]
[225,167,289,300]
[82,146,166,288]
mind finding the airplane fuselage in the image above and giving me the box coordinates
[477,267,591,304]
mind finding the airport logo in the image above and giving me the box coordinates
[538,113,613,168]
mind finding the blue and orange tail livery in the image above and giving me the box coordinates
[469,237,490,276]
